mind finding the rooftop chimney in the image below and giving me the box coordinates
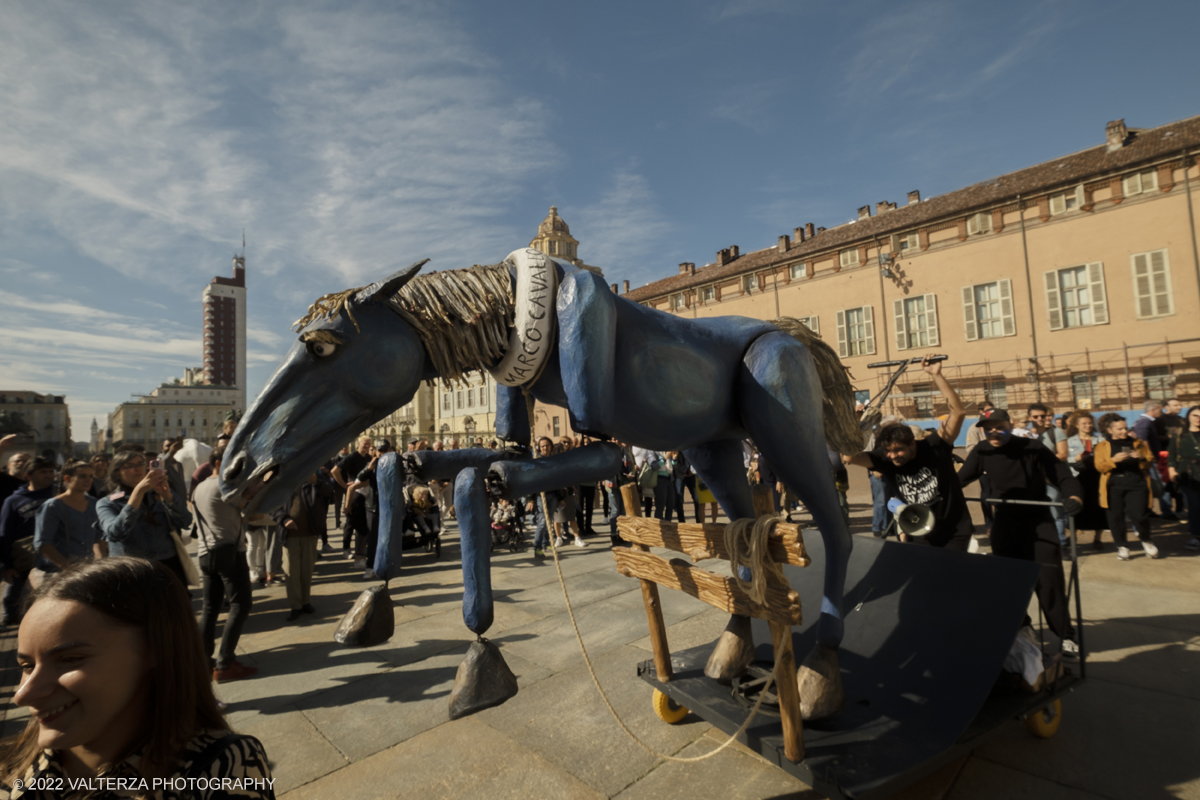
[717,248,730,266]
[817,226,827,234]
[907,190,921,205]
[793,226,806,243]
[623,280,630,294]
[730,245,739,258]
[678,262,695,275]
[777,235,790,253]
[857,205,871,221]
[876,202,889,215]
[805,222,815,238]
[1106,119,1128,152]
[610,283,619,294]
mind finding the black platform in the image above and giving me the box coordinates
[638,534,1079,799]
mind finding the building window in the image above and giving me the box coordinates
[1143,366,1172,401]
[1122,169,1159,197]
[898,232,918,252]
[911,382,935,418]
[456,391,463,409]
[798,316,819,335]
[742,274,759,292]
[552,416,561,437]
[702,286,715,302]
[1132,249,1174,319]
[548,241,557,255]
[892,294,939,351]
[467,388,474,407]
[672,293,685,310]
[963,280,1016,340]
[966,212,992,235]
[789,263,807,280]
[442,392,450,411]
[839,248,859,268]
[984,378,1008,410]
[835,306,875,357]
[1045,264,1108,330]
[1049,186,1083,215]
[1071,373,1100,407]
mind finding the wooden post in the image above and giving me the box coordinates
[768,620,805,762]
[618,490,673,681]
[752,484,775,518]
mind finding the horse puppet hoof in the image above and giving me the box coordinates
[704,615,756,684]
[797,643,845,721]
[448,639,519,720]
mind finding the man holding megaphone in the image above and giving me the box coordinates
[845,354,974,551]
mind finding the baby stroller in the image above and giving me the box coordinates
[490,498,524,553]
[402,484,442,558]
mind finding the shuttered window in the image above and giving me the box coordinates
[799,316,819,335]
[790,263,807,279]
[672,293,685,310]
[836,307,875,357]
[1049,186,1084,215]
[962,280,1015,340]
[1131,249,1173,318]
[839,248,860,268]
[893,294,939,350]
[743,274,759,292]
[966,212,993,235]
[1045,263,1108,330]
[1122,169,1159,197]
[702,286,715,302]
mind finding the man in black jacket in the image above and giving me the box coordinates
[958,409,1084,656]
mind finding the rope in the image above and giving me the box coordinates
[520,391,779,763]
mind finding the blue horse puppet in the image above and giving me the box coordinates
[220,247,864,720]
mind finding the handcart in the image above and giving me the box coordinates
[617,495,1086,800]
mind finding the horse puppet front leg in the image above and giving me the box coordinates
[737,330,853,721]
[446,442,624,720]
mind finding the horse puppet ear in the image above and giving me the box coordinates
[354,259,429,304]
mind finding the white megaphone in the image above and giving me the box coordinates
[894,502,935,538]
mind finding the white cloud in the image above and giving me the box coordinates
[564,170,677,286]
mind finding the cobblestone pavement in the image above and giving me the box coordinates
[1,468,1197,799]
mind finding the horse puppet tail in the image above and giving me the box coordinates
[769,316,864,457]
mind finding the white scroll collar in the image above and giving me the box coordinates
[487,248,558,388]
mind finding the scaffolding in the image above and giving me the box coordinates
[870,337,1200,419]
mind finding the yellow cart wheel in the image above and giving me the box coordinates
[652,689,689,724]
[1024,698,1062,738]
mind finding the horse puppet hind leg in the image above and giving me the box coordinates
[683,439,761,684]
[738,331,852,721]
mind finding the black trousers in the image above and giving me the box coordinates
[199,543,252,671]
[343,502,369,554]
[991,510,1072,641]
[579,485,596,532]
[1106,477,1151,544]
[674,475,700,523]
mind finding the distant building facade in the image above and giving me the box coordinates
[0,391,72,460]
[111,384,238,449]
[625,116,1200,419]
[364,383,438,446]
[203,255,248,411]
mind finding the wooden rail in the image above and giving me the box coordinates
[617,516,810,567]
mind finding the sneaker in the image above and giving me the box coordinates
[213,660,259,683]
[553,537,564,548]
[321,543,332,553]
[353,558,366,569]
[362,568,376,580]
[534,548,545,558]
[342,549,351,559]
[1186,537,1200,551]
[285,609,303,622]
[1117,546,1131,561]
[301,603,316,614]
[573,537,586,547]
[1140,540,1160,559]
[1061,638,1080,659]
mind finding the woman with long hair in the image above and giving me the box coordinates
[1065,411,1107,550]
[0,558,272,797]
[1167,406,1200,551]
[1095,413,1157,561]
[96,451,193,588]
[31,461,106,589]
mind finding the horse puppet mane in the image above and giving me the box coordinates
[294,263,515,386]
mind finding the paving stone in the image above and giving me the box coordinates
[233,705,349,794]
[611,727,817,800]
[279,716,604,800]
[478,644,712,797]
[974,678,1200,800]
[1080,617,1200,700]
[944,757,1108,800]
[630,606,728,655]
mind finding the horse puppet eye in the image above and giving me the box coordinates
[309,341,338,359]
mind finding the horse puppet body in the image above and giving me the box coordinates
[220,248,861,720]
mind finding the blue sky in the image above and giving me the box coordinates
[2,0,1198,431]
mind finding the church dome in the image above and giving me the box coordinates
[538,206,571,236]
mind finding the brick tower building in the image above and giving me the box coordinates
[202,254,247,411]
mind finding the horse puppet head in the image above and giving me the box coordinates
[220,259,429,514]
